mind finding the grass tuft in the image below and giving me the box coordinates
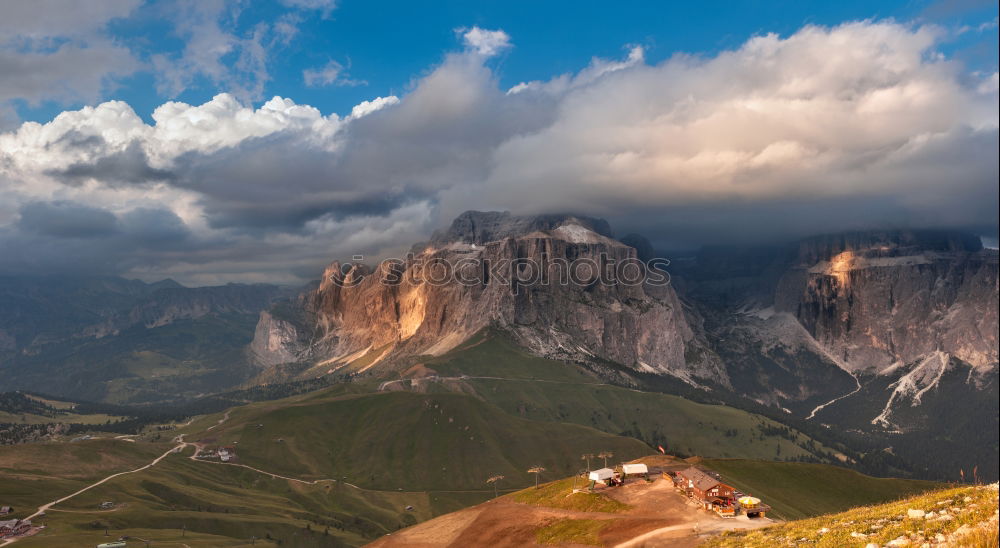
[535,518,607,546]
[510,477,630,513]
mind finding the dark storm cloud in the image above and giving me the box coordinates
[2,204,202,277]
[119,207,191,244]
[47,142,175,186]
[159,54,555,231]
[17,201,120,239]
[169,132,424,230]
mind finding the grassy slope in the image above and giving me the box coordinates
[15,446,424,548]
[0,439,171,516]
[180,388,653,492]
[0,410,123,425]
[3,381,653,546]
[410,332,838,462]
[0,393,128,425]
[703,458,942,520]
[705,484,999,548]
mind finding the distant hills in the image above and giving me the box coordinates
[0,275,286,402]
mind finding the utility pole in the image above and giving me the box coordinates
[598,451,613,468]
[527,466,546,489]
[486,475,505,499]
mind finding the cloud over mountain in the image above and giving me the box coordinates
[0,21,996,283]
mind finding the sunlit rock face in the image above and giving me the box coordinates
[250,211,724,383]
[776,230,999,372]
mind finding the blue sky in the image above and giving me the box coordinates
[8,0,999,125]
[1,0,997,284]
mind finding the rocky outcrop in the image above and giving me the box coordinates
[248,310,305,366]
[776,230,998,372]
[250,211,723,383]
[428,211,614,246]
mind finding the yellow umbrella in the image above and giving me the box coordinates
[738,496,761,506]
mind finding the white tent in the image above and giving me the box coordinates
[588,468,615,481]
[621,463,648,475]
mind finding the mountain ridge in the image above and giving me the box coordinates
[247,214,998,481]
[249,210,722,384]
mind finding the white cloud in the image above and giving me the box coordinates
[151,0,270,101]
[151,0,339,102]
[507,44,645,95]
[0,42,139,105]
[349,96,400,119]
[979,72,1000,94]
[273,13,303,45]
[303,60,365,87]
[0,0,141,106]
[460,26,512,57]
[0,93,344,176]
[0,20,996,283]
[0,0,140,39]
[1,0,339,109]
[279,0,337,16]
[466,22,998,243]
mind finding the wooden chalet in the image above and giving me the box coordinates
[674,466,738,517]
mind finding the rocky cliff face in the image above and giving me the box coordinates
[668,229,998,480]
[250,211,723,383]
[776,230,998,372]
[672,229,998,424]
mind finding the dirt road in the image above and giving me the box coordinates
[367,473,773,548]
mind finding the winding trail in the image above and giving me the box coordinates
[806,372,862,420]
[186,455,364,489]
[2,410,234,545]
[20,442,185,524]
[185,451,507,494]
[205,410,231,431]
[614,516,771,548]
[378,375,617,392]
[3,404,508,545]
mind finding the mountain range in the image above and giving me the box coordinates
[1,211,996,480]
[248,211,999,480]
